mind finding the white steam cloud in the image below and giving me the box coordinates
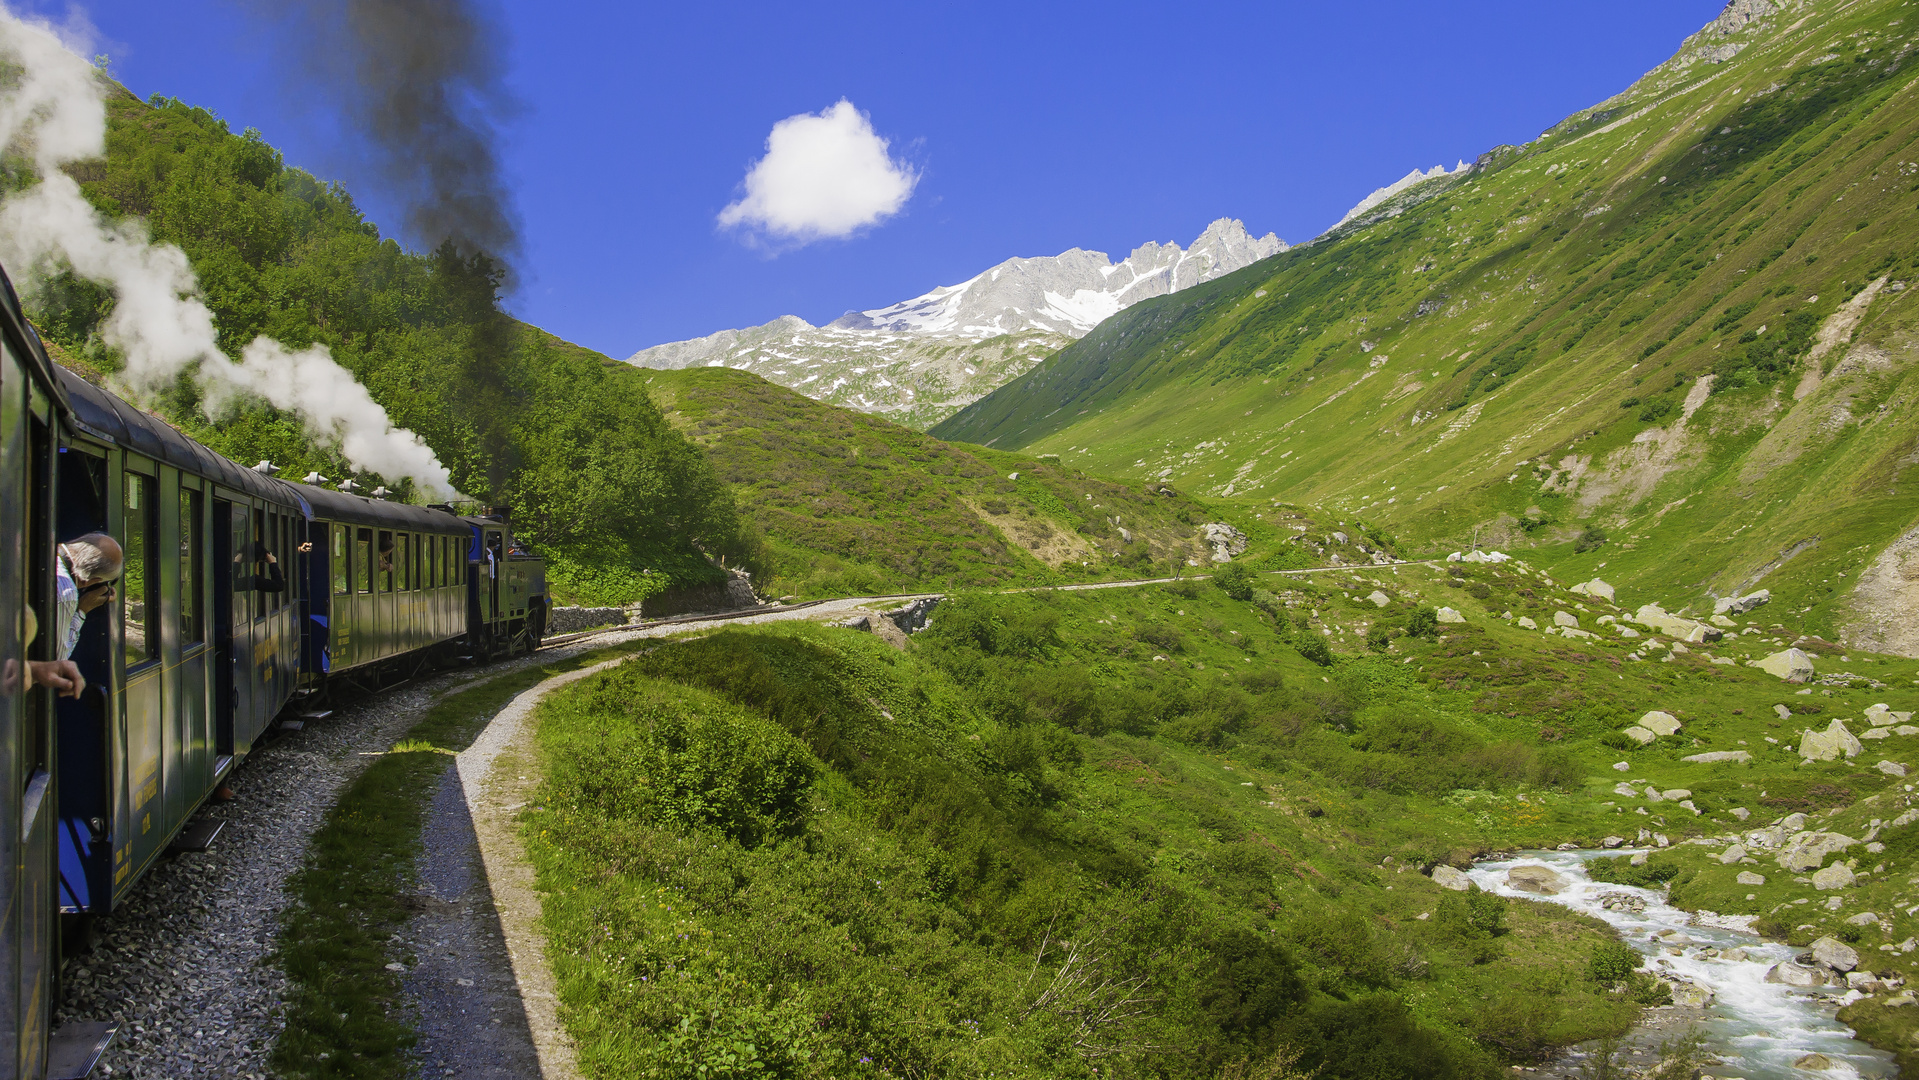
[0,8,456,499]
[718,99,917,247]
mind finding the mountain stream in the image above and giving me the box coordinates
[1468,851,1897,1078]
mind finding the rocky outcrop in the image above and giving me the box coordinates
[1431,865,1474,891]
[1811,936,1860,972]
[1776,831,1857,872]
[1846,520,1919,659]
[1813,863,1857,890]
[1683,750,1751,764]
[1765,961,1830,987]
[1569,578,1616,601]
[1436,607,1466,624]
[1202,523,1249,563]
[1638,711,1682,737]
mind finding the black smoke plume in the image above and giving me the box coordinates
[259,0,521,493]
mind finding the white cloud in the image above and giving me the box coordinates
[719,99,917,246]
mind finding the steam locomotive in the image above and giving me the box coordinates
[0,263,549,1079]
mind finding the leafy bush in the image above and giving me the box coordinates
[1295,636,1334,666]
[1586,855,1681,888]
[1588,941,1641,984]
[1573,527,1609,554]
[1407,607,1439,639]
[1214,561,1256,601]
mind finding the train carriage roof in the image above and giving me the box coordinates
[0,264,72,409]
[55,368,466,533]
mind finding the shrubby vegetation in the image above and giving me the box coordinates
[525,582,1646,1079]
[23,87,745,600]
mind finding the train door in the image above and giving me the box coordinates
[485,529,503,636]
[211,498,248,768]
[174,483,209,815]
[2,334,56,1080]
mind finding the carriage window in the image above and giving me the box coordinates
[332,524,349,595]
[410,533,422,591]
[123,473,157,664]
[426,533,436,589]
[453,536,465,585]
[179,487,201,644]
[378,531,394,592]
[231,505,253,624]
[396,533,411,591]
[357,528,374,594]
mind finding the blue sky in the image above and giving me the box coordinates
[52,1,1724,358]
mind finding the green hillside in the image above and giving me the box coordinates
[25,83,744,602]
[934,0,1919,655]
[642,366,1399,598]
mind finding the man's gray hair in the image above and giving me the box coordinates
[64,533,123,581]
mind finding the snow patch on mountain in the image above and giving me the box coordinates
[627,218,1284,428]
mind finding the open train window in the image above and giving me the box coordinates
[396,533,410,592]
[357,528,373,594]
[332,524,349,595]
[378,530,394,592]
[179,486,202,645]
[122,472,157,665]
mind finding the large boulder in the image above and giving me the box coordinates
[1431,865,1474,891]
[1436,607,1466,624]
[1766,962,1830,987]
[1737,870,1767,885]
[1827,719,1863,759]
[1878,760,1908,778]
[1638,711,1682,737]
[1777,832,1858,872]
[1632,604,1724,643]
[1516,615,1538,630]
[1621,726,1658,745]
[1718,844,1748,865]
[1554,610,1580,628]
[1714,590,1771,615]
[1813,863,1857,891]
[1750,648,1816,683]
[1366,590,1391,607]
[1570,578,1617,601]
[1506,865,1569,895]
[1811,936,1861,972]
[1802,720,1862,761]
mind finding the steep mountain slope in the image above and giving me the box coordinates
[639,366,1389,598]
[626,219,1284,429]
[934,0,1919,655]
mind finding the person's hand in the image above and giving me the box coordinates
[76,584,114,614]
[297,542,313,553]
[29,659,84,698]
[266,552,278,565]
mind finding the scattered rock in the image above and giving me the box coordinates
[1775,704,1794,721]
[1613,761,1632,772]
[1813,863,1858,891]
[1665,979,1713,1008]
[1778,831,1857,871]
[1683,750,1751,764]
[1613,782,1642,797]
[1731,807,1750,820]
[1845,912,1882,927]
[1554,610,1580,628]
[1660,788,1692,800]
[1750,648,1816,683]
[1812,936,1861,972]
[1718,844,1747,865]
[1801,719,1863,761]
[1714,590,1771,615]
[1632,603,1724,643]
[1638,711,1682,737]
[1602,835,1626,849]
[1367,590,1391,607]
[1794,1052,1834,1070]
[1570,578,1616,601]
[1737,871,1767,885]
[1506,865,1569,895]
[1430,865,1474,891]
[1877,760,1908,777]
[1866,703,1895,727]
[1710,614,1738,628]
[1436,607,1466,624]
[1516,615,1538,630]
[1766,962,1829,987]
[1622,726,1657,745]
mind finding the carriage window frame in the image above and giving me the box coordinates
[357,528,374,594]
[378,530,395,593]
[122,469,159,668]
[179,485,202,645]
[332,523,350,596]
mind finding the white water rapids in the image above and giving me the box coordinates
[1468,851,1897,1078]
